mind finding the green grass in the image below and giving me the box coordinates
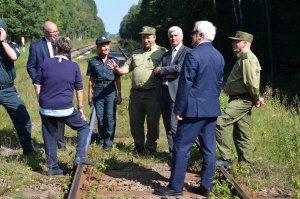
[0,39,299,197]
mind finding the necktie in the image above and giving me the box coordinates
[51,42,56,57]
[171,48,177,63]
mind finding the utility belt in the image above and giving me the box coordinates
[95,80,113,84]
[229,93,251,101]
[0,82,14,90]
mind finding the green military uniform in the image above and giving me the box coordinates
[124,42,166,152]
[216,32,261,163]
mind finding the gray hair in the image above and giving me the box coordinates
[194,21,216,42]
[55,36,72,54]
[168,26,183,36]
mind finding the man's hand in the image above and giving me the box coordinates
[153,67,161,74]
[176,114,183,121]
[255,97,265,108]
[0,27,7,42]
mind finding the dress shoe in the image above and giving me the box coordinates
[74,157,92,165]
[190,185,211,197]
[48,167,66,176]
[216,158,233,169]
[153,186,183,196]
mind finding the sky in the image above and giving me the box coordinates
[95,0,139,34]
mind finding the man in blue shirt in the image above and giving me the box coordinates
[0,18,36,155]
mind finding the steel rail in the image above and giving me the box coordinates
[67,108,96,199]
[118,45,129,60]
[219,166,251,199]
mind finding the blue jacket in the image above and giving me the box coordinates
[26,38,72,81]
[174,42,225,118]
[26,38,50,81]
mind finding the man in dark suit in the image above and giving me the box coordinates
[154,21,225,197]
[153,26,190,160]
[26,20,66,150]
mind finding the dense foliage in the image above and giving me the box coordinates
[119,0,300,89]
[0,0,105,41]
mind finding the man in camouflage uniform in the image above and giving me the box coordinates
[216,31,265,168]
[109,26,166,155]
[0,18,36,155]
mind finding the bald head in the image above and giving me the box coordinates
[43,21,59,42]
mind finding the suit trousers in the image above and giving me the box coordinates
[160,85,178,158]
[40,109,89,169]
[169,117,217,191]
[128,88,160,151]
[0,87,33,151]
[216,98,253,162]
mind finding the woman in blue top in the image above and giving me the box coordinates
[86,36,121,150]
[34,36,91,176]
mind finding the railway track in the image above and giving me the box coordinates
[71,45,95,59]
[66,46,251,199]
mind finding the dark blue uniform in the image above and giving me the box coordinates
[0,41,35,154]
[86,55,119,148]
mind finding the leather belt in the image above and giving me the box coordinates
[95,80,112,84]
[0,82,14,90]
[229,93,251,100]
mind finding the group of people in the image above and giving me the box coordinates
[108,20,264,197]
[0,17,264,196]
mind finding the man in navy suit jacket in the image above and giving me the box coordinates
[26,20,66,150]
[154,26,190,160]
[154,21,225,197]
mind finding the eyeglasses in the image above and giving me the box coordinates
[47,30,59,34]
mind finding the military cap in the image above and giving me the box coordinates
[228,31,253,43]
[0,18,8,32]
[139,26,156,35]
[96,36,111,45]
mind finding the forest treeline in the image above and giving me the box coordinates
[120,0,300,87]
[1,0,105,42]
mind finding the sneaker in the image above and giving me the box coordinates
[48,168,65,176]
[216,158,233,169]
[74,157,92,165]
